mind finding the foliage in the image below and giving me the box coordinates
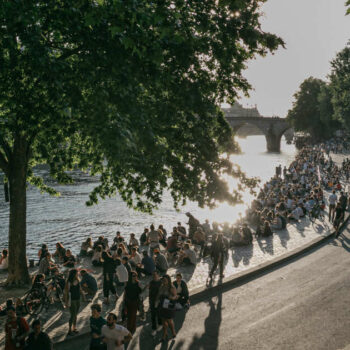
[0,0,283,212]
[329,44,350,130]
[287,77,339,141]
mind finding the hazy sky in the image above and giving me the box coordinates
[237,0,350,118]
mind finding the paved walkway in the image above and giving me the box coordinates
[0,152,347,346]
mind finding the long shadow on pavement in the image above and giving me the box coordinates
[186,292,222,350]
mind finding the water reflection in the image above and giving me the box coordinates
[0,135,296,258]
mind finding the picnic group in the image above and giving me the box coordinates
[1,137,350,350]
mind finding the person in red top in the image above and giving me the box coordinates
[5,306,29,350]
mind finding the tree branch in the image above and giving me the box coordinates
[0,150,9,176]
[0,134,11,162]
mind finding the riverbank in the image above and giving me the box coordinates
[0,148,348,346]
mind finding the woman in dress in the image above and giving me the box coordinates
[157,274,177,341]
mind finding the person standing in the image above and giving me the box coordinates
[101,313,132,350]
[157,275,177,342]
[328,190,337,222]
[102,251,118,305]
[124,272,142,334]
[209,234,225,279]
[89,304,106,350]
[25,319,52,350]
[5,306,29,350]
[64,269,85,336]
[148,271,162,336]
[173,273,189,309]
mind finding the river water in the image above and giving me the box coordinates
[0,135,296,259]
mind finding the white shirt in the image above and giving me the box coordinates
[329,193,337,205]
[130,252,142,265]
[101,324,129,350]
[116,265,129,283]
[185,248,196,265]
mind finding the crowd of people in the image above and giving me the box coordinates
[2,139,350,349]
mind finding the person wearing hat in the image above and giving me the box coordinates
[154,249,169,274]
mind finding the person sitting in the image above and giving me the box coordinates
[129,247,142,268]
[37,244,49,265]
[113,231,124,245]
[93,236,106,250]
[52,242,66,263]
[241,223,253,245]
[288,206,301,222]
[92,245,103,267]
[261,221,273,237]
[0,249,9,270]
[80,269,98,300]
[128,233,139,251]
[38,252,57,275]
[80,237,93,257]
[153,249,169,274]
[136,251,155,276]
[173,273,189,309]
[62,249,76,268]
[177,243,196,266]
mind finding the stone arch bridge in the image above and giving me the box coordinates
[224,115,293,152]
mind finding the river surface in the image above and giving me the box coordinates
[0,136,296,259]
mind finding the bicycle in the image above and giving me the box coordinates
[24,275,65,315]
[308,204,325,223]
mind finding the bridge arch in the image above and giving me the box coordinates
[224,115,293,152]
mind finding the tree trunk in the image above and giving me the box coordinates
[6,136,30,286]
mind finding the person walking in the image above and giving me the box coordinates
[101,313,132,350]
[124,272,142,334]
[64,269,85,336]
[209,234,226,279]
[89,303,106,350]
[25,319,53,350]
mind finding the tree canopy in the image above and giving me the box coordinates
[0,0,283,284]
[287,77,340,141]
[329,43,350,130]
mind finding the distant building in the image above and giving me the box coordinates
[222,103,262,118]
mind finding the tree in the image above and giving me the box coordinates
[0,0,283,285]
[287,77,337,140]
[329,43,350,130]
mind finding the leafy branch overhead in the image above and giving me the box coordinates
[0,0,283,212]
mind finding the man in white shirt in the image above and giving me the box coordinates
[115,259,129,286]
[102,313,132,350]
[129,247,142,267]
[328,190,337,222]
